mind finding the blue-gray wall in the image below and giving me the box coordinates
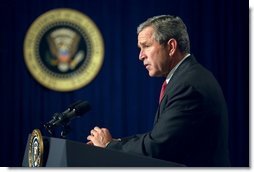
[0,0,248,166]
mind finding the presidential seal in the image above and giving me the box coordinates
[23,8,104,91]
[28,129,44,167]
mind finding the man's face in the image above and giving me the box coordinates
[138,26,170,77]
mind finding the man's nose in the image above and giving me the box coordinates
[139,50,145,61]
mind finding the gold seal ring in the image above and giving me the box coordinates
[28,129,44,167]
[23,8,104,91]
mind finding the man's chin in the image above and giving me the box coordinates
[148,71,154,77]
[148,71,166,77]
[148,72,159,77]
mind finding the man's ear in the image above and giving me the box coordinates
[167,39,177,56]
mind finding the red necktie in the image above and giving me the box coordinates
[159,80,167,103]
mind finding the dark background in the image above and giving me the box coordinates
[0,0,249,167]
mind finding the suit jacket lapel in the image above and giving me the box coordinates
[153,55,197,125]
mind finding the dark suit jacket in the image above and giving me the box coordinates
[107,55,230,167]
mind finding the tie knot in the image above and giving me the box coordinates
[162,80,167,89]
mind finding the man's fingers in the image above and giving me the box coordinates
[101,128,109,133]
[87,135,94,141]
[90,130,94,135]
[86,126,112,148]
[90,129,98,136]
[86,140,94,145]
[87,135,91,140]
[94,126,101,133]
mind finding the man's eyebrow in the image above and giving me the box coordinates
[138,42,146,47]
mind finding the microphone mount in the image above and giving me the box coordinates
[43,100,91,138]
[44,112,72,138]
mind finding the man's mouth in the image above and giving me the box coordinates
[144,63,150,70]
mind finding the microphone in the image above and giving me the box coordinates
[44,100,91,135]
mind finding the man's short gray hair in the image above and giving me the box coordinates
[137,15,190,53]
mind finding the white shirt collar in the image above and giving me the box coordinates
[165,54,190,84]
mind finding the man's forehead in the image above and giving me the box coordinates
[138,27,154,43]
[138,26,154,38]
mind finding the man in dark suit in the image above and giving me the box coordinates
[87,15,230,167]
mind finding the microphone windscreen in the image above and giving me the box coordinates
[68,100,83,110]
[75,101,91,116]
